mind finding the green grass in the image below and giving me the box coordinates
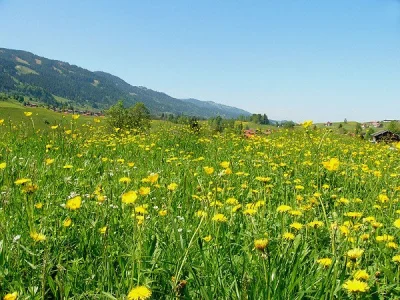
[0,108,400,299]
[15,65,39,75]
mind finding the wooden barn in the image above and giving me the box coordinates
[371,130,400,143]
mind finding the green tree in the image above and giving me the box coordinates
[387,121,400,134]
[127,102,151,131]
[106,101,151,132]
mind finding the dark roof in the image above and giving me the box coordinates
[371,130,400,137]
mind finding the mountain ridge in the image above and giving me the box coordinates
[0,48,251,118]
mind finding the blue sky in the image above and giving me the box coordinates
[1,0,399,122]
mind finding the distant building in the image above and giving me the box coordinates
[371,130,400,143]
[325,121,332,127]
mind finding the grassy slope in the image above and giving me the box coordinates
[0,100,97,130]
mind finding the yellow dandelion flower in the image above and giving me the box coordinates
[24,111,33,117]
[0,162,6,169]
[195,210,207,217]
[119,177,131,184]
[139,186,150,196]
[394,219,400,228]
[212,213,228,223]
[203,166,214,175]
[65,196,82,210]
[63,217,72,227]
[392,255,400,263]
[45,158,54,165]
[99,226,107,234]
[290,222,303,230]
[122,191,138,204]
[167,182,178,191]
[34,202,43,209]
[322,158,340,171]
[3,292,18,300]
[254,238,269,251]
[277,205,292,213]
[353,269,369,281]
[283,232,295,240]
[127,286,152,300]
[244,208,257,216]
[203,235,212,242]
[159,209,167,216]
[14,178,31,185]
[302,120,313,128]
[220,161,230,169]
[72,114,80,120]
[342,279,369,293]
[30,231,46,242]
[347,248,364,261]
[308,220,324,228]
[317,258,332,268]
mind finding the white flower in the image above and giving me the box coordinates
[13,235,21,242]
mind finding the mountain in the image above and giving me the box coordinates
[0,48,251,118]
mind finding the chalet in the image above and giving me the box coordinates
[325,121,332,127]
[371,130,400,143]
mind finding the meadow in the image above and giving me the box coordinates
[0,110,400,299]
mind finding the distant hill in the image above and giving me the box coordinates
[0,48,251,118]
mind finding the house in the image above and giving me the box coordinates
[325,121,332,127]
[371,130,400,143]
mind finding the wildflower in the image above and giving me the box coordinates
[212,213,228,223]
[99,226,107,234]
[322,158,340,171]
[317,258,332,268]
[0,119,4,125]
[167,183,178,191]
[283,232,295,240]
[144,173,158,183]
[353,270,369,281]
[387,242,398,249]
[203,166,214,175]
[308,220,324,228]
[360,234,369,241]
[72,114,80,120]
[122,191,138,204]
[119,177,131,184]
[45,158,54,165]
[34,202,43,209]
[159,209,167,216]
[254,238,269,251]
[30,231,46,242]
[63,164,73,169]
[195,210,207,217]
[127,286,152,300]
[347,248,364,261]
[63,217,72,227]
[24,112,32,117]
[220,161,230,169]
[0,162,6,169]
[23,183,38,194]
[392,255,400,263]
[342,279,369,293]
[3,292,18,300]
[65,196,82,210]
[203,235,212,242]
[244,208,257,216]
[134,205,148,215]
[232,204,242,212]
[394,218,400,228]
[139,187,150,196]
[14,178,31,185]
[290,222,303,230]
[302,120,313,129]
[378,194,389,203]
[51,125,58,129]
[376,234,394,242]
[344,212,363,218]
[276,205,292,213]
[226,197,239,205]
